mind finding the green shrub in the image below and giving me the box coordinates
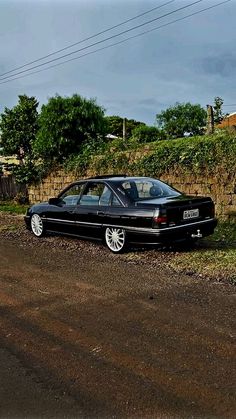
[26,130,236,187]
[131,125,166,143]
[133,131,236,177]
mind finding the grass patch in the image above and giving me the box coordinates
[169,221,236,283]
[169,248,236,282]
[0,201,28,215]
[207,221,236,245]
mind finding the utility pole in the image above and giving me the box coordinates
[206,104,214,134]
[123,118,126,142]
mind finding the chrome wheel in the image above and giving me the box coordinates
[105,227,126,253]
[31,214,44,237]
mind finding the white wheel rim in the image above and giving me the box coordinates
[105,228,125,252]
[31,214,43,237]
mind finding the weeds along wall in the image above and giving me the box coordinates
[28,133,236,219]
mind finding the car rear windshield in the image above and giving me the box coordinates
[118,179,181,201]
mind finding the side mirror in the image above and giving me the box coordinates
[48,197,61,205]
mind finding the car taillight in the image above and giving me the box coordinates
[153,209,168,227]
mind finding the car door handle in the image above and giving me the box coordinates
[97,211,105,215]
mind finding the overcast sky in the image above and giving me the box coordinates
[0,0,236,124]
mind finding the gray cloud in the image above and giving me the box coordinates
[201,53,236,78]
[137,98,161,107]
[1,0,236,124]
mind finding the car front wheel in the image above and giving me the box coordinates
[105,227,126,253]
[31,214,44,237]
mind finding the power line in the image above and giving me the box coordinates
[0,0,229,86]
[223,104,236,107]
[0,0,205,81]
[0,0,176,78]
[0,0,231,86]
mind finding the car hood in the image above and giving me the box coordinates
[29,202,49,210]
[33,201,48,207]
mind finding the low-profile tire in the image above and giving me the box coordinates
[105,227,127,253]
[30,213,45,237]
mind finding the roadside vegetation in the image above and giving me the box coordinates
[0,201,28,215]
[0,94,225,185]
[168,221,236,285]
[80,130,236,178]
[127,220,236,285]
[169,247,236,285]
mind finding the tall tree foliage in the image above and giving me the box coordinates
[105,115,145,139]
[156,102,207,138]
[131,125,166,143]
[213,96,224,124]
[0,95,39,163]
[33,94,106,163]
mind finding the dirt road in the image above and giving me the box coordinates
[0,233,235,418]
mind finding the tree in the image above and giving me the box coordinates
[33,94,106,162]
[213,96,224,124]
[105,115,145,139]
[156,102,207,138]
[0,95,39,163]
[131,125,166,143]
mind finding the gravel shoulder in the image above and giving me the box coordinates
[0,212,235,284]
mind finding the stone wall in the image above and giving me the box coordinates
[28,170,77,204]
[28,168,236,219]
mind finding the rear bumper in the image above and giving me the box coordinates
[127,218,217,244]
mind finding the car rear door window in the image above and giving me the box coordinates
[99,186,112,206]
[80,182,109,206]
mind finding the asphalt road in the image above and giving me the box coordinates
[0,236,235,418]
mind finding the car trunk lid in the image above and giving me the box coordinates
[135,195,214,227]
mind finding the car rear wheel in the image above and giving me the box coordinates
[31,214,44,237]
[105,227,126,253]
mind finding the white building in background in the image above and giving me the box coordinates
[105,134,119,139]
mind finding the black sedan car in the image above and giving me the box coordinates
[25,175,217,253]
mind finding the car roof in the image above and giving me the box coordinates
[84,175,152,182]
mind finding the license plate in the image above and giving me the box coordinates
[183,209,199,220]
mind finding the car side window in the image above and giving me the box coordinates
[60,183,84,206]
[80,182,109,206]
[99,186,112,206]
[112,194,122,207]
